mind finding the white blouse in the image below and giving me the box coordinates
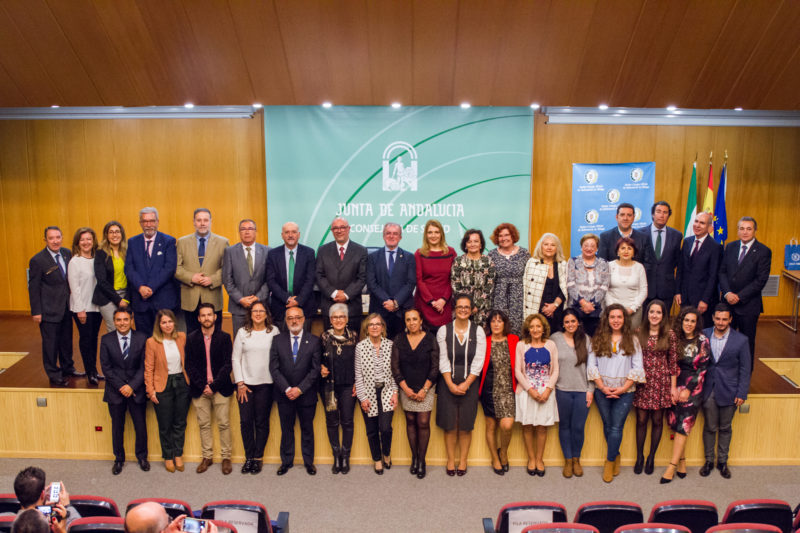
[604,260,648,313]
[68,256,99,313]
[162,339,183,374]
[587,338,646,390]
[232,326,280,385]
[436,323,486,379]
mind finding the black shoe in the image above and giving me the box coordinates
[241,459,253,474]
[498,448,509,472]
[718,462,731,479]
[410,456,418,475]
[305,463,317,475]
[416,460,426,479]
[446,468,455,476]
[138,458,150,471]
[340,450,351,474]
[660,462,676,484]
[331,447,341,474]
[87,374,99,386]
[535,468,545,477]
[634,456,644,474]
[49,378,68,387]
[67,370,86,378]
[699,461,713,477]
[644,455,655,475]
[456,468,467,476]
[276,464,292,476]
[676,457,687,478]
[250,460,263,474]
[112,461,124,475]
[374,464,384,475]
[527,467,537,476]
[96,374,105,380]
[382,457,392,470]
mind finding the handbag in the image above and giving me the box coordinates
[785,238,800,270]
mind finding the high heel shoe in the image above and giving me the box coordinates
[633,455,644,474]
[416,460,427,479]
[410,456,418,475]
[644,455,655,475]
[498,448,509,472]
[676,457,687,478]
[660,462,677,484]
[382,456,392,470]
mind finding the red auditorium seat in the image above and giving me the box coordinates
[200,500,289,533]
[722,499,793,533]
[208,520,239,533]
[522,523,600,532]
[69,496,121,518]
[613,524,691,533]
[648,500,718,533]
[0,515,15,533]
[574,501,644,533]
[0,494,20,515]
[483,501,568,533]
[706,524,782,533]
[66,516,125,533]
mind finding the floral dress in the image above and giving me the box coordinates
[451,254,496,327]
[634,330,678,410]
[514,341,559,426]
[667,335,711,435]
[488,247,530,335]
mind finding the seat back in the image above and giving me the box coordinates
[723,499,793,533]
[613,524,691,533]
[495,501,568,533]
[70,496,121,518]
[209,520,239,533]
[0,515,15,533]
[201,501,270,533]
[67,517,125,533]
[126,499,193,520]
[522,523,600,533]
[575,501,644,533]
[0,495,21,515]
[649,500,718,533]
[706,524,782,533]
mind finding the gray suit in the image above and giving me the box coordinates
[223,242,270,335]
[316,240,367,331]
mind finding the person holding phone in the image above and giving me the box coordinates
[124,503,219,533]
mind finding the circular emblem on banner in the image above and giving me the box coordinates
[606,189,620,203]
[584,169,598,184]
[585,210,599,224]
[634,207,643,221]
[630,168,644,182]
[793,252,800,262]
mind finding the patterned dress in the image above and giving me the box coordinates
[451,254,496,327]
[634,330,678,410]
[488,247,530,335]
[667,335,711,435]
[515,342,559,426]
[480,339,516,419]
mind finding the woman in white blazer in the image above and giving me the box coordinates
[523,233,569,334]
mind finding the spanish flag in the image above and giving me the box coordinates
[702,159,714,216]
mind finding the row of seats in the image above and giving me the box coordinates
[517,524,784,533]
[0,497,289,533]
[482,499,800,533]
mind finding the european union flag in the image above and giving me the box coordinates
[713,163,728,244]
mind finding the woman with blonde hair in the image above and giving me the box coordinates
[414,219,456,330]
[524,233,568,334]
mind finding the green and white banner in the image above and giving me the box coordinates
[265,106,533,251]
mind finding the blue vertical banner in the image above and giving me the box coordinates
[570,162,655,257]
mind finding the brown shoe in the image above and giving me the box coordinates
[602,460,614,483]
[196,458,213,474]
[613,454,621,476]
[165,459,176,473]
[221,459,232,475]
[562,458,573,478]
[174,456,185,472]
[572,458,583,477]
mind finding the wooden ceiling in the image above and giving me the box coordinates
[1,0,799,110]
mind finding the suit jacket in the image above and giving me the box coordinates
[366,246,416,318]
[92,249,130,307]
[184,328,234,398]
[144,332,189,398]
[316,240,367,320]
[598,226,654,272]
[125,232,178,312]
[641,224,682,301]
[269,330,321,406]
[718,239,772,316]
[222,242,270,316]
[28,247,72,321]
[676,236,722,308]
[702,326,751,405]
[175,232,229,311]
[266,244,317,321]
[99,329,147,404]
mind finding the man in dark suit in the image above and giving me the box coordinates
[223,218,270,336]
[266,221,316,330]
[125,207,178,337]
[269,307,321,476]
[99,308,149,475]
[366,222,416,338]
[184,303,234,474]
[316,217,367,331]
[718,216,772,370]
[28,226,81,386]
[699,303,751,479]
[641,201,682,309]
[598,203,654,270]
[676,212,722,326]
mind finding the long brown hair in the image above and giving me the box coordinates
[562,309,588,366]
[244,301,274,334]
[99,221,127,260]
[592,303,636,357]
[521,313,550,344]
[637,299,671,351]
[152,309,179,342]
[673,306,702,351]
[71,227,97,257]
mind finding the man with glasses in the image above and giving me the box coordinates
[316,217,367,332]
[223,219,270,336]
[366,222,416,338]
[266,221,316,331]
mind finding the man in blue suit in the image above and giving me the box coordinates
[676,212,722,326]
[597,202,654,270]
[699,303,751,479]
[641,201,682,309]
[366,222,416,338]
[266,221,316,330]
[124,207,178,337]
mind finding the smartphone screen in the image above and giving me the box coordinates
[182,518,206,533]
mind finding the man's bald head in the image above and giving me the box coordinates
[125,502,169,533]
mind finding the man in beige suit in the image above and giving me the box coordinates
[175,208,229,333]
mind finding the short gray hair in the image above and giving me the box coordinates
[738,216,757,230]
[193,207,211,219]
[139,207,159,219]
[328,303,349,318]
[383,222,402,234]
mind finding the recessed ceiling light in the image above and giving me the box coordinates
[460,102,471,109]
[735,107,743,111]
[598,104,609,110]
[51,105,60,108]
[321,102,333,108]
[563,108,572,112]
[184,103,194,109]
[252,103,263,109]
[391,102,402,109]
[618,109,627,114]
[674,110,683,114]
[666,105,677,112]
[530,103,540,110]
[666,114,676,118]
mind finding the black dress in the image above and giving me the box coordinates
[540,267,565,333]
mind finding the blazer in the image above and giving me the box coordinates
[366,246,416,317]
[125,232,178,312]
[702,326,751,405]
[28,247,72,321]
[144,332,189,399]
[92,249,129,307]
[184,328,234,398]
[175,232,230,311]
[316,240,368,320]
[222,242,270,316]
[269,330,322,406]
[354,338,397,417]
[99,329,147,405]
[676,236,722,308]
[522,258,568,319]
[641,224,682,302]
[718,239,772,316]
[598,226,654,271]
[266,244,317,322]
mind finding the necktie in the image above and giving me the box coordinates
[146,239,153,257]
[246,247,253,276]
[122,336,129,359]
[691,238,700,257]
[292,335,299,362]
[339,246,345,261]
[198,237,206,266]
[55,253,66,278]
[738,244,748,264]
[388,250,395,276]
[655,230,662,260]
[288,250,295,295]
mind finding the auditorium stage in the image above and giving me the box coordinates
[1,314,798,466]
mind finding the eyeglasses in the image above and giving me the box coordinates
[331,225,349,231]
[331,315,347,320]
[286,315,304,321]
[239,227,256,232]
[455,305,471,310]
[251,309,266,314]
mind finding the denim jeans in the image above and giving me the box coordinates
[593,390,634,461]
[555,390,590,458]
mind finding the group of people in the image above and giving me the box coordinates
[26,200,767,480]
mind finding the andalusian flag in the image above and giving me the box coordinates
[702,160,714,215]
[683,160,698,237]
[713,162,728,244]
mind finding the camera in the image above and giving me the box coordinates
[181,518,207,533]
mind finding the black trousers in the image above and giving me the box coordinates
[73,311,102,376]
[362,385,394,461]
[184,307,223,334]
[133,308,156,338]
[277,400,316,466]
[238,383,273,459]
[321,384,356,450]
[732,311,759,372]
[107,399,148,462]
[40,313,75,380]
[153,374,190,459]
[382,312,405,341]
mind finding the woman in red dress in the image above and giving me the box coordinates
[414,219,457,330]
